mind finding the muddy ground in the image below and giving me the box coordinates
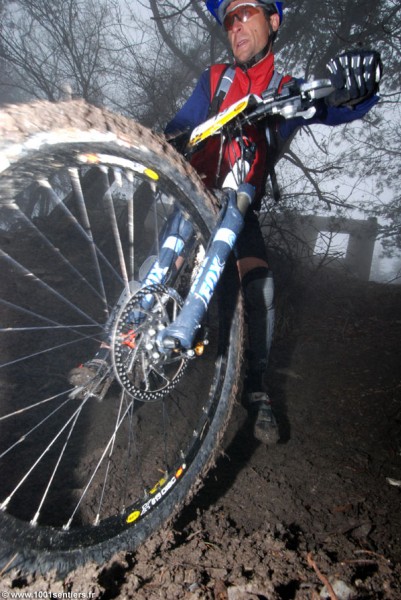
[2,263,401,599]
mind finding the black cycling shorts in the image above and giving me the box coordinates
[233,209,268,262]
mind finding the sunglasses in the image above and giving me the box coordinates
[223,3,263,31]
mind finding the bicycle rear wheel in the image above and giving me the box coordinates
[0,101,243,574]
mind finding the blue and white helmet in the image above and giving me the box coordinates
[206,0,284,26]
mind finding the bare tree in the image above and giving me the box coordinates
[0,0,400,252]
[0,0,122,102]
[120,0,401,251]
[111,0,230,126]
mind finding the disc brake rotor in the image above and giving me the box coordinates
[112,284,189,401]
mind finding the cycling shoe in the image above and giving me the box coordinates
[247,391,280,445]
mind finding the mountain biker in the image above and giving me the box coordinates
[164,0,382,444]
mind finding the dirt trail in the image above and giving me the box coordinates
[2,266,401,599]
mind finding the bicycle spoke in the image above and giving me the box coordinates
[94,388,126,525]
[0,298,96,336]
[63,397,135,530]
[102,173,130,294]
[0,325,99,333]
[33,178,126,288]
[30,407,82,526]
[0,330,102,370]
[69,167,110,318]
[0,396,90,513]
[121,396,136,512]
[0,201,110,307]
[127,177,135,280]
[0,389,71,421]
[0,249,100,327]
[0,395,71,459]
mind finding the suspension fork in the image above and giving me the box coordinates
[103,206,194,339]
[141,206,195,288]
[159,182,255,350]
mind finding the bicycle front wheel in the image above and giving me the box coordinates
[0,100,243,574]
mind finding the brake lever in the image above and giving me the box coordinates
[258,78,335,121]
[300,78,335,100]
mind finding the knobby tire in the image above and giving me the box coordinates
[0,100,243,575]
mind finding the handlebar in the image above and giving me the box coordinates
[188,78,334,148]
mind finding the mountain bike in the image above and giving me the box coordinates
[0,78,333,574]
